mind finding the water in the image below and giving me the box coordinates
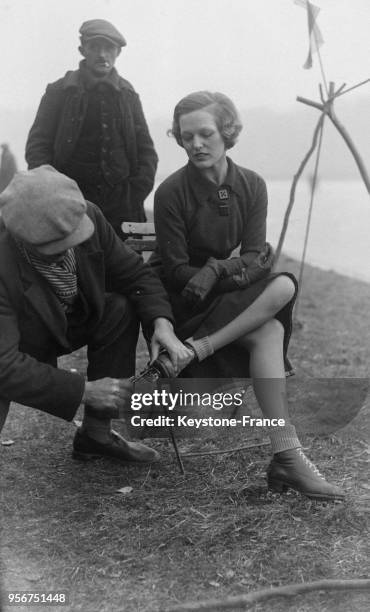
[145,180,370,284]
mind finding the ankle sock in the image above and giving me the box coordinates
[185,336,214,362]
[82,413,112,443]
[269,423,301,455]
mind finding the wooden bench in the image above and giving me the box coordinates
[121,222,157,254]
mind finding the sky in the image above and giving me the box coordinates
[0,0,369,275]
[1,0,369,115]
[0,0,369,168]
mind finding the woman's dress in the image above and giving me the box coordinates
[150,158,297,377]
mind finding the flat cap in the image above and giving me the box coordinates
[0,166,94,255]
[79,19,126,47]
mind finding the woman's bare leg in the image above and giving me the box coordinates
[237,319,291,422]
[209,275,295,352]
[185,275,295,363]
[186,298,345,500]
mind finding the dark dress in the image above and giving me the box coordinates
[150,158,297,377]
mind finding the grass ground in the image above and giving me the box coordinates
[1,256,370,612]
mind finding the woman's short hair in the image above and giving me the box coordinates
[171,91,243,150]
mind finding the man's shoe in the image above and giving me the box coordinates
[267,448,345,501]
[72,428,160,464]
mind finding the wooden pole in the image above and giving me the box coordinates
[274,114,324,263]
[296,93,370,195]
[275,80,370,264]
[167,578,370,611]
[294,113,325,320]
[336,76,370,99]
[326,109,370,195]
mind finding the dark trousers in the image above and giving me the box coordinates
[67,292,139,380]
[0,293,139,432]
[76,178,146,239]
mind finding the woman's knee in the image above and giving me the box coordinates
[241,318,284,349]
[269,275,296,309]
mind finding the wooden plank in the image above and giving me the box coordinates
[125,237,157,252]
[121,222,156,236]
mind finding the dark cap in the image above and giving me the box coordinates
[79,19,126,48]
[0,166,94,255]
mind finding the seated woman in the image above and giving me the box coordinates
[150,91,344,501]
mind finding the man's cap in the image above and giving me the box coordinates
[0,165,94,255]
[79,19,126,48]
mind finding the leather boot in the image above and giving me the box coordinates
[267,448,345,501]
[73,428,160,464]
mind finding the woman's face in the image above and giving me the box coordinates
[179,109,226,172]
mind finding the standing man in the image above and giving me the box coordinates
[0,166,192,462]
[25,19,158,239]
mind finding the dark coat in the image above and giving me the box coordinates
[0,203,173,421]
[25,67,158,221]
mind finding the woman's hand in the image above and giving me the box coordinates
[181,260,220,305]
[150,318,194,375]
[232,243,274,287]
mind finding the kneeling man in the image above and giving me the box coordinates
[0,165,191,462]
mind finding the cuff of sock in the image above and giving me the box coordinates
[269,424,301,454]
[185,336,214,362]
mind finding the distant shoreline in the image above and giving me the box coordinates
[145,178,370,285]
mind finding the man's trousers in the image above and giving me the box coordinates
[0,293,139,431]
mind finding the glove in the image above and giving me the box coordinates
[181,260,220,305]
[232,242,274,288]
[181,243,274,303]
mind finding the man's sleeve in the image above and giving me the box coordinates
[128,93,158,205]
[25,85,62,169]
[0,283,85,421]
[91,204,174,328]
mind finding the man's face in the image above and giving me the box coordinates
[26,243,68,263]
[80,38,121,77]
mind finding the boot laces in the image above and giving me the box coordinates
[297,448,325,479]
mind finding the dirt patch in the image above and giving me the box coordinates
[1,256,370,612]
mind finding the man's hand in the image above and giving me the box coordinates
[150,318,194,375]
[82,378,133,419]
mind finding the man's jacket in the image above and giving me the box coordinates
[25,67,158,215]
[0,203,172,421]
